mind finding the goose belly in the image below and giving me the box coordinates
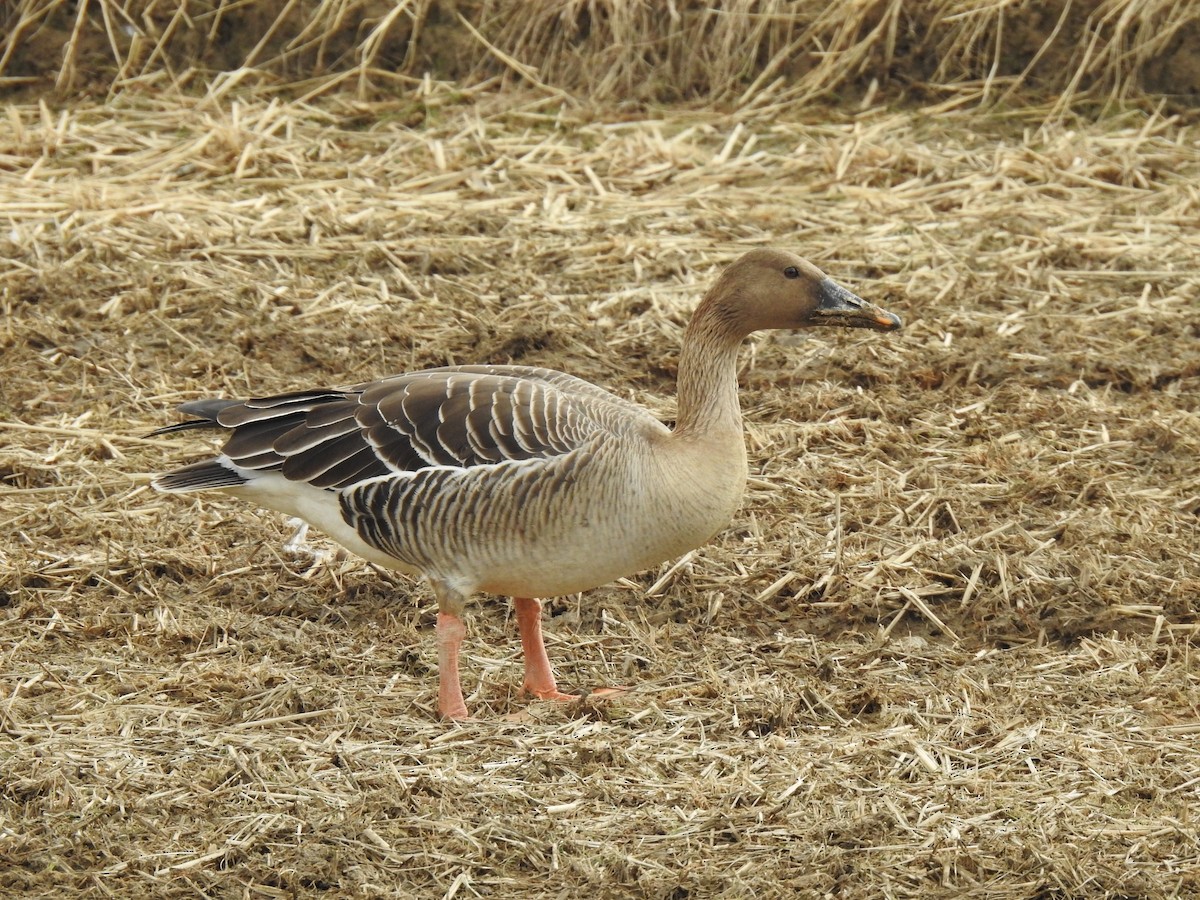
[340,444,748,599]
[463,480,734,600]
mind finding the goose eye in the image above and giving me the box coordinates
[783,266,800,279]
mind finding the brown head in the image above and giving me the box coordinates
[699,249,902,337]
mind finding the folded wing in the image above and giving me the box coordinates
[157,364,659,492]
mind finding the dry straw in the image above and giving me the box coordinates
[2,0,1199,110]
[2,3,1200,898]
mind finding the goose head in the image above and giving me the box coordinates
[703,249,902,337]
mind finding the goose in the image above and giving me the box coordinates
[153,249,901,719]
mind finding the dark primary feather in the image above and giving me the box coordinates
[151,419,222,436]
[149,399,242,436]
[154,460,247,492]
[155,365,654,493]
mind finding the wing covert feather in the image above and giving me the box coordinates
[192,365,655,492]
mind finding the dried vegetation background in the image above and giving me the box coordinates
[2,1,1200,898]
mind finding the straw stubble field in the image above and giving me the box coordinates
[3,22,1200,900]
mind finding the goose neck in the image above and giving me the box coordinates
[672,314,746,438]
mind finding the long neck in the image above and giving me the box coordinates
[672,297,748,438]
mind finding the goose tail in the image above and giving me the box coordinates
[152,398,248,492]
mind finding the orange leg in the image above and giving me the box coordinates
[514,597,579,701]
[436,611,470,720]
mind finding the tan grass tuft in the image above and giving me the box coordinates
[2,0,1199,109]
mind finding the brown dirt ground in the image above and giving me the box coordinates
[2,85,1199,897]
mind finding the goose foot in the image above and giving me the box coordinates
[514,597,629,705]
[514,596,572,700]
[523,686,583,702]
[501,687,627,723]
[520,684,630,707]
